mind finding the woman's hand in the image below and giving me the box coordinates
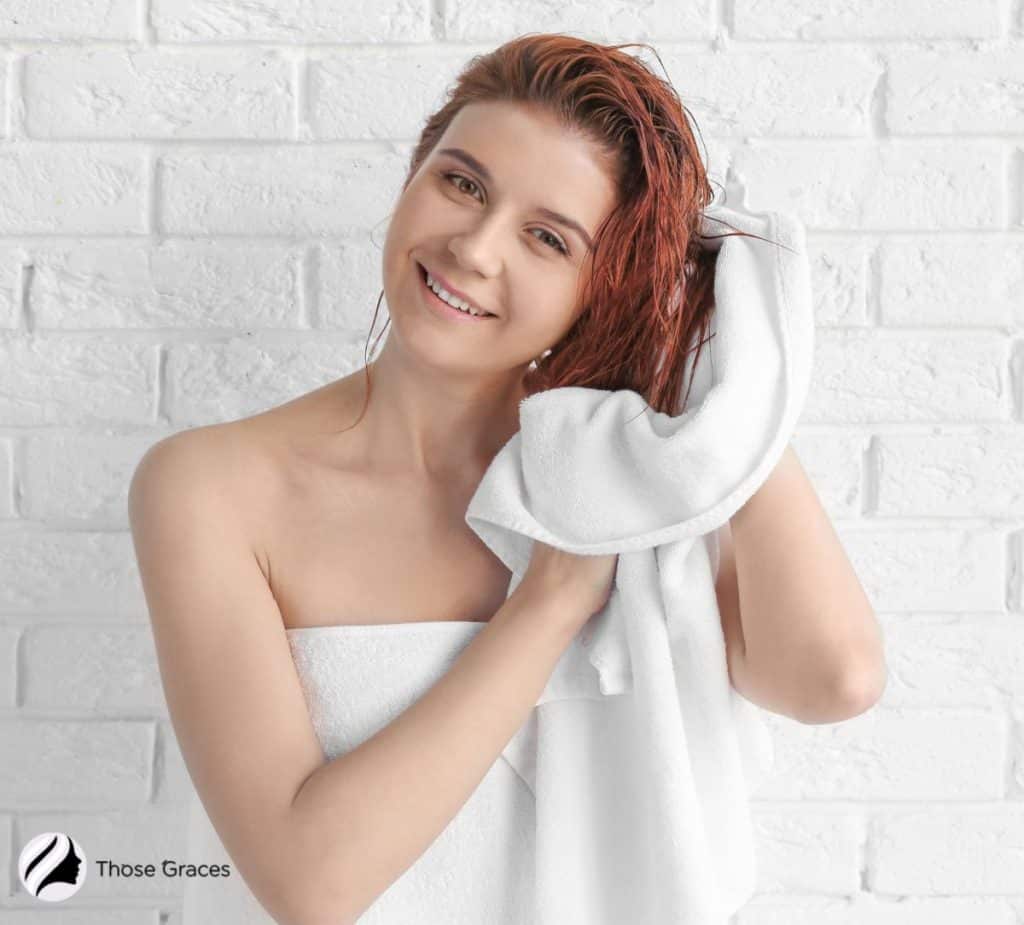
[519,539,619,627]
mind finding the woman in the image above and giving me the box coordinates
[129,34,884,925]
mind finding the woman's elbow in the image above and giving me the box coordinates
[800,659,888,725]
[260,861,358,925]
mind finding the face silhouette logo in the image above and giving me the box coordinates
[18,833,87,901]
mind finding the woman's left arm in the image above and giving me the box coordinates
[726,444,888,725]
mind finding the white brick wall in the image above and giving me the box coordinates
[0,3,1021,923]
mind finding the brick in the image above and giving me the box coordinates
[151,0,428,42]
[158,146,403,234]
[805,331,1006,424]
[732,142,1002,230]
[309,48,476,140]
[872,808,1024,893]
[754,811,865,893]
[658,47,879,137]
[0,626,18,709]
[762,708,1004,799]
[0,0,137,39]
[22,625,165,714]
[0,145,145,234]
[734,0,1002,39]
[888,46,1024,134]
[0,720,153,803]
[0,336,155,426]
[444,0,713,41]
[28,241,300,330]
[0,531,145,615]
[879,615,1024,707]
[806,236,872,327]
[0,246,24,329]
[880,237,1024,326]
[876,431,1024,517]
[24,48,294,139]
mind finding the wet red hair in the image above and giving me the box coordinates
[356,32,784,424]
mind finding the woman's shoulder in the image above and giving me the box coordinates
[139,374,363,549]
[132,419,276,553]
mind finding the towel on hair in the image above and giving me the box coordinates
[465,201,815,924]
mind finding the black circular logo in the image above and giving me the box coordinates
[18,832,87,901]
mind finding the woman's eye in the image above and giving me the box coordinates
[533,229,568,255]
[445,172,482,200]
[443,172,568,256]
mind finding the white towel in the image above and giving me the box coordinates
[464,201,815,924]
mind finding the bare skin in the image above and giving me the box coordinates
[222,367,524,630]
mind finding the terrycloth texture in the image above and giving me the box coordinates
[465,202,815,924]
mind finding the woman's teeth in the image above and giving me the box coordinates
[425,270,491,317]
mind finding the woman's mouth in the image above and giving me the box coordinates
[418,263,496,323]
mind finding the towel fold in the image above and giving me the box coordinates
[465,201,815,924]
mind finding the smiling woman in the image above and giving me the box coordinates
[343,38,776,440]
[143,31,808,925]
[375,96,621,394]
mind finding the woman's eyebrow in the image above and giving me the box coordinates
[437,146,594,252]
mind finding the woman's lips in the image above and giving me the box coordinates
[419,263,496,321]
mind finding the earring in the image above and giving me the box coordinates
[530,347,553,371]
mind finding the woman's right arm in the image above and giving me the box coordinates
[128,429,597,925]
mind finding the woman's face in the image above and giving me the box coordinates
[381,100,618,376]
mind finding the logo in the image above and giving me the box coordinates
[18,832,87,901]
